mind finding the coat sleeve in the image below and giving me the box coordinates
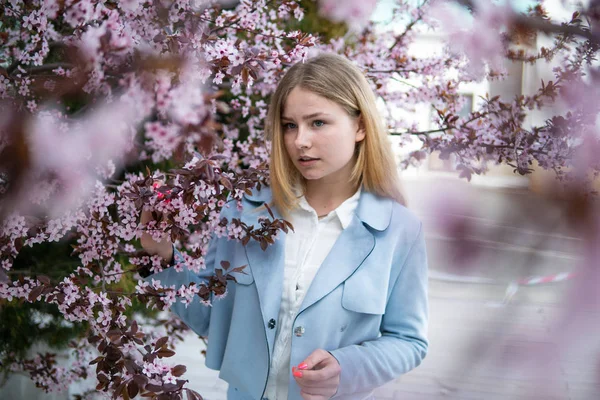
[144,234,219,337]
[329,223,429,396]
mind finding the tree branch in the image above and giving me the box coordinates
[513,14,598,43]
[455,0,600,44]
[390,127,452,136]
[8,63,73,77]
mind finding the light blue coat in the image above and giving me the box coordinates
[148,187,429,400]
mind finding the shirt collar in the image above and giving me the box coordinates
[296,187,361,230]
[244,185,393,231]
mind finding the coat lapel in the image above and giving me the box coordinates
[297,215,374,314]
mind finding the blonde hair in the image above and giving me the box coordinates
[265,53,405,216]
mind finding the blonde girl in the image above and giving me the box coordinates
[142,53,428,400]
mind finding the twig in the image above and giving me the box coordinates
[199,16,300,42]
[389,0,432,51]
[368,69,419,74]
[389,76,421,89]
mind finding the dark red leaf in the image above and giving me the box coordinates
[28,285,44,302]
[220,177,233,190]
[284,220,294,231]
[230,266,247,274]
[113,382,126,400]
[107,330,123,342]
[133,374,149,388]
[162,382,179,392]
[186,389,203,400]
[264,203,274,219]
[96,361,104,375]
[127,380,139,398]
[97,373,109,384]
[153,34,166,42]
[146,383,163,392]
[172,365,187,377]
[89,356,104,365]
[124,359,138,374]
[154,336,169,351]
[157,349,176,358]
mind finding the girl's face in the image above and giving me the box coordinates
[281,87,365,186]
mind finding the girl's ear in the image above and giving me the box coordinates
[355,116,366,143]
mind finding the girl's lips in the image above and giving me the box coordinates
[298,158,320,167]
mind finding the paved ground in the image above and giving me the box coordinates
[378,281,600,400]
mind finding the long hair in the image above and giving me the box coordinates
[265,53,406,216]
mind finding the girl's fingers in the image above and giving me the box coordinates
[140,208,173,260]
[140,208,153,224]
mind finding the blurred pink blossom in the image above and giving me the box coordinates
[318,0,378,31]
[22,98,138,216]
[430,0,514,80]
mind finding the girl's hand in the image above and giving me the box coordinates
[140,208,174,263]
[292,349,341,400]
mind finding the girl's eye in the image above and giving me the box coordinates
[313,120,325,127]
[283,122,297,130]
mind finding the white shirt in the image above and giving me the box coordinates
[264,189,361,400]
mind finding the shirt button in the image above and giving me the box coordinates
[294,326,305,337]
[268,319,276,329]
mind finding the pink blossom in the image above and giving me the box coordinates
[163,372,177,385]
[97,292,112,306]
[96,310,112,327]
[1,259,11,271]
[63,0,94,28]
[115,313,127,327]
[135,280,150,294]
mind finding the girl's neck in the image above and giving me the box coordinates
[304,180,359,217]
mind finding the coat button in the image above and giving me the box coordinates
[268,319,276,329]
[294,326,305,337]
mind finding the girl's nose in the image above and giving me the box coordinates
[294,126,311,149]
